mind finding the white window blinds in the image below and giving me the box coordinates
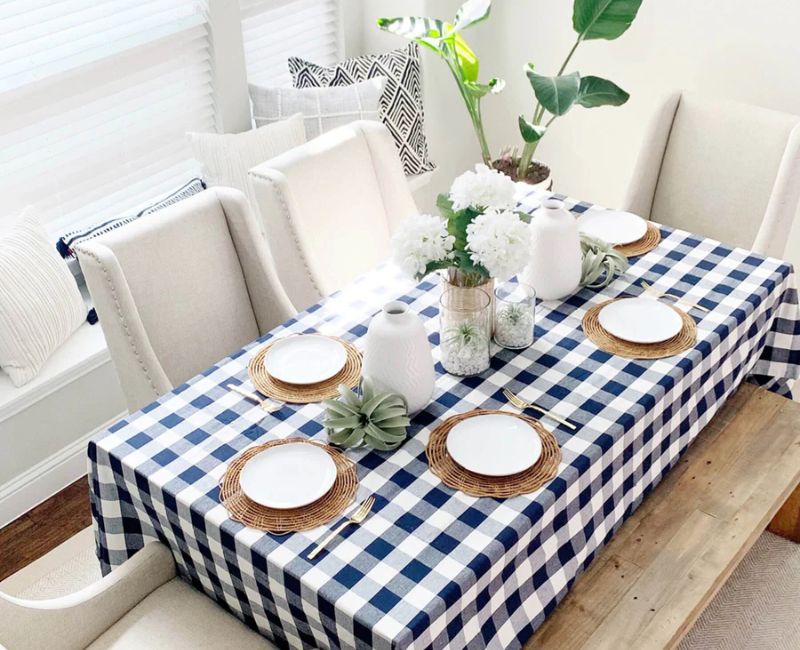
[0,0,215,233]
[241,0,341,87]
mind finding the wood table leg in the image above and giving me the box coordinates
[768,482,800,542]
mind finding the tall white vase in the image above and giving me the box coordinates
[362,301,435,415]
[522,198,582,300]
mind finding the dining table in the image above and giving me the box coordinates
[88,187,800,650]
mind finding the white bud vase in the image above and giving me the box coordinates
[362,301,435,415]
[522,198,582,300]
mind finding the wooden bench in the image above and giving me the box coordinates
[526,383,800,649]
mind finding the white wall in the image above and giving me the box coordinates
[347,0,800,265]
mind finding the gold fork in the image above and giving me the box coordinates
[640,281,710,313]
[226,383,280,413]
[308,496,375,560]
[502,388,577,431]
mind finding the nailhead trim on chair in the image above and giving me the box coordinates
[249,170,323,299]
[74,247,160,399]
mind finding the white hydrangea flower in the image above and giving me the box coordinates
[466,209,531,280]
[392,213,455,279]
[449,163,517,211]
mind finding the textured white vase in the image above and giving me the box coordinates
[362,301,435,415]
[523,198,582,300]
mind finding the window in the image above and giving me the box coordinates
[0,0,343,236]
[0,0,215,234]
[241,0,341,87]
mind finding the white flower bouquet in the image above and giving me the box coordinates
[392,164,531,287]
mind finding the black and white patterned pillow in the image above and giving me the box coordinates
[288,44,435,177]
[56,177,206,259]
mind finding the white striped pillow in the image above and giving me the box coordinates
[0,209,86,387]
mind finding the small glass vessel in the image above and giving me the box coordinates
[439,285,492,376]
[494,280,536,350]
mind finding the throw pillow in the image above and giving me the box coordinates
[188,114,306,199]
[56,178,207,260]
[288,43,435,177]
[249,77,385,140]
[0,209,86,387]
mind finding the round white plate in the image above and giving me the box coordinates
[598,297,683,344]
[578,208,648,245]
[265,335,347,385]
[447,413,542,477]
[239,443,337,510]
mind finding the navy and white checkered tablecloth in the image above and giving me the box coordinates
[89,189,800,650]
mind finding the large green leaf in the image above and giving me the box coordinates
[518,115,546,143]
[451,32,479,81]
[452,0,492,32]
[376,16,446,52]
[526,70,580,116]
[575,75,629,107]
[572,0,643,40]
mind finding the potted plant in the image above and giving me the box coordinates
[512,0,643,184]
[391,164,531,375]
[378,0,643,187]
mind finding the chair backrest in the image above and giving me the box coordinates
[624,92,800,257]
[78,188,295,412]
[248,120,417,310]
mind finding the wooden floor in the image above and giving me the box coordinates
[0,477,91,582]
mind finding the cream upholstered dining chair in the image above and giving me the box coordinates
[247,120,418,311]
[0,542,276,650]
[624,92,800,257]
[77,188,295,412]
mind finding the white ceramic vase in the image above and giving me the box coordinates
[522,198,582,300]
[362,301,435,415]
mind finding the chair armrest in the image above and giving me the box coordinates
[0,542,176,650]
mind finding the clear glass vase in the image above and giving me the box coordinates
[494,280,536,350]
[439,284,492,376]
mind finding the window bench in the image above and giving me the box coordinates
[0,318,126,527]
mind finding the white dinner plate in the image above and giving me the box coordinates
[598,297,683,344]
[446,414,542,477]
[265,335,347,385]
[578,208,648,245]
[239,443,337,509]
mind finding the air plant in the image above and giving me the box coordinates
[324,380,410,451]
[443,321,487,350]
[580,234,629,288]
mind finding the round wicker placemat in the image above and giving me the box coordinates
[220,439,358,534]
[615,221,661,257]
[426,409,561,498]
[582,298,697,359]
[248,336,362,403]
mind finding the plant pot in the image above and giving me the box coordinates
[491,159,552,190]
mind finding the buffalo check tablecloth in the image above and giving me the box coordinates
[89,189,800,650]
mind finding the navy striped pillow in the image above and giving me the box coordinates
[56,178,206,259]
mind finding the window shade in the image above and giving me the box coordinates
[0,0,215,234]
[241,0,340,88]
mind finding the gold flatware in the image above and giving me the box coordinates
[226,383,280,413]
[307,496,375,560]
[640,281,710,313]
[502,388,577,431]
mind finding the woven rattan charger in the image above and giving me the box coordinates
[220,438,358,534]
[248,335,362,404]
[582,298,697,359]
[615,221,661,257]
[426,409,561,498]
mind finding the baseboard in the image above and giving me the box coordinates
[0,412,125,528]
